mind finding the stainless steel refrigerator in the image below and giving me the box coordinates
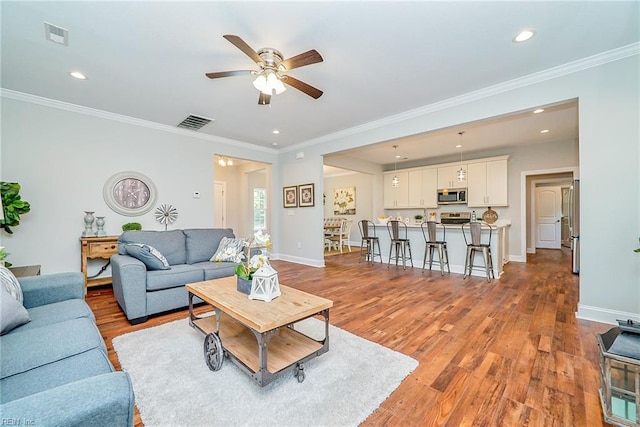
[568,179,580,274]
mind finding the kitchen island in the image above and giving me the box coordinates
[373,221,510,278]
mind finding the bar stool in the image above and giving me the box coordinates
[420,221,450,275]
[386,220,413,269]
[462,222,495,282]
[357,220,382,264]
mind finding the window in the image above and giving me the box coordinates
[253,188,267,231]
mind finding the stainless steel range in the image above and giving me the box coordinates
[440,212,471,224]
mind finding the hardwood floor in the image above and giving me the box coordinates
[88,248,615,426]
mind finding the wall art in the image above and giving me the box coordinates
[298,183,315,207]
[334,187,356,215]
[283,185,298,208]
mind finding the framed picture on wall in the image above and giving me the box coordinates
[283,185,298,208]
[333,186,356,215]
[298,183,315,207]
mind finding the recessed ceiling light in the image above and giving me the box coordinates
[69,71,87,80]
[272,130,280,134]
[533,108,545,114]
[513,29,535,43]
[272,142,279,146]
[456,144,462,148]
[540,129,550,134]
[395,155,402,159]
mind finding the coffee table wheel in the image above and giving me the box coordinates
[204,333,224,371]
[295,363,305,383]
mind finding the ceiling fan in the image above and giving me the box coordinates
[206,35,324,105]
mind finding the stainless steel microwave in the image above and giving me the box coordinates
[437,188,467,205]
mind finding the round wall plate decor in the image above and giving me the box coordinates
[482,207,498,224]
[103,171,157,216]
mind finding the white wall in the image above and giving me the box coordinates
[1,97,278,275]
[279,54,639,324]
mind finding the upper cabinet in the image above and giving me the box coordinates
[408,168,438,208]
[437,165,467,189]
[383,171,409,208]
[467,158,508,207]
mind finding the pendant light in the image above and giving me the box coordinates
[457,132,466,182]
[392,145,400,187]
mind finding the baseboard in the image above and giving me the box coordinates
[509,254,527,262]
[576,303,640,326]
[277,253,324,268]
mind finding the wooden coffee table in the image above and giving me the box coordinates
[186,276,333,386]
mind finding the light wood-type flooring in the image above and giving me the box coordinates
[87,248,615,426]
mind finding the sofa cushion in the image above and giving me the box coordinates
[17,299,95,333]
[184,228,236,264]
[192,261,239,281]
[0,286,30,335]
[0,347,114,403]
[146,264,204,291]
[210,237,246,263]
[0,317,106,380]
[118,230,186,265]
[1,266,23,303]
[123,243,170,271]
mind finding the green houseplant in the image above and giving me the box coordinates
[635,237,640,253]
[122,222,142,231]
[1,182,31,234]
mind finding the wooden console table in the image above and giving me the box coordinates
[80,236,119,288]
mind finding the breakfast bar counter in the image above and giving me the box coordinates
[372,221,510,278]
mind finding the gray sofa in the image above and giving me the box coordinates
[0,271,135,426]
[111,228,240,324]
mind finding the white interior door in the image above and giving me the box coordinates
[535,186,562,249]
[214,181,226,228]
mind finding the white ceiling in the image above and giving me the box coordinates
[2,2,638,165]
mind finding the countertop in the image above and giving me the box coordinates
[374,220,511,228]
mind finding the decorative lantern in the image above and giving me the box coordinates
[597,322,640,426]
[249,264,281,302]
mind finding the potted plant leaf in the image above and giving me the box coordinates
[1,182,31,234]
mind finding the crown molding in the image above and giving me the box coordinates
[0,88,277,155]
[283,42,640,153]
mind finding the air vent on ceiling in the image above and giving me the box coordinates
[44,22,69,46]
[177,115,214,131]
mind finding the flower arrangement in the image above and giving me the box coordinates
[235,230,273,280]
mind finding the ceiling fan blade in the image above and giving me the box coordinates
[258,92,271,105]
[280,49,323,71]
[223,35,263,65]
[283,76,323,99]
[205,70,252,79]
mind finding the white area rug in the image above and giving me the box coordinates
[113,316,417,427]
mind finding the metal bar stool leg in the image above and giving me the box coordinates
[374,239,382,264]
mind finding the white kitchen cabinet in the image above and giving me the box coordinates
[409,168,438,208]
[383,171,409,208]
[467,159,508,207]
[437,164,467,189]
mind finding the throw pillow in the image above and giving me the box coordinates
[124,243,171,271]
[0,265,23,304]
[210,237,246,262]
[1,285,30,335]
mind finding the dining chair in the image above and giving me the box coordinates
[328,219,352,253]
[386,220,413,269]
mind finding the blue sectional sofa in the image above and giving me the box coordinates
[111,228,241,324]
[0,271,135,426]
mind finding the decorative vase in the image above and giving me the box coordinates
[95,216,106,236]
[82,211,95,237]
[236,276,252,295]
